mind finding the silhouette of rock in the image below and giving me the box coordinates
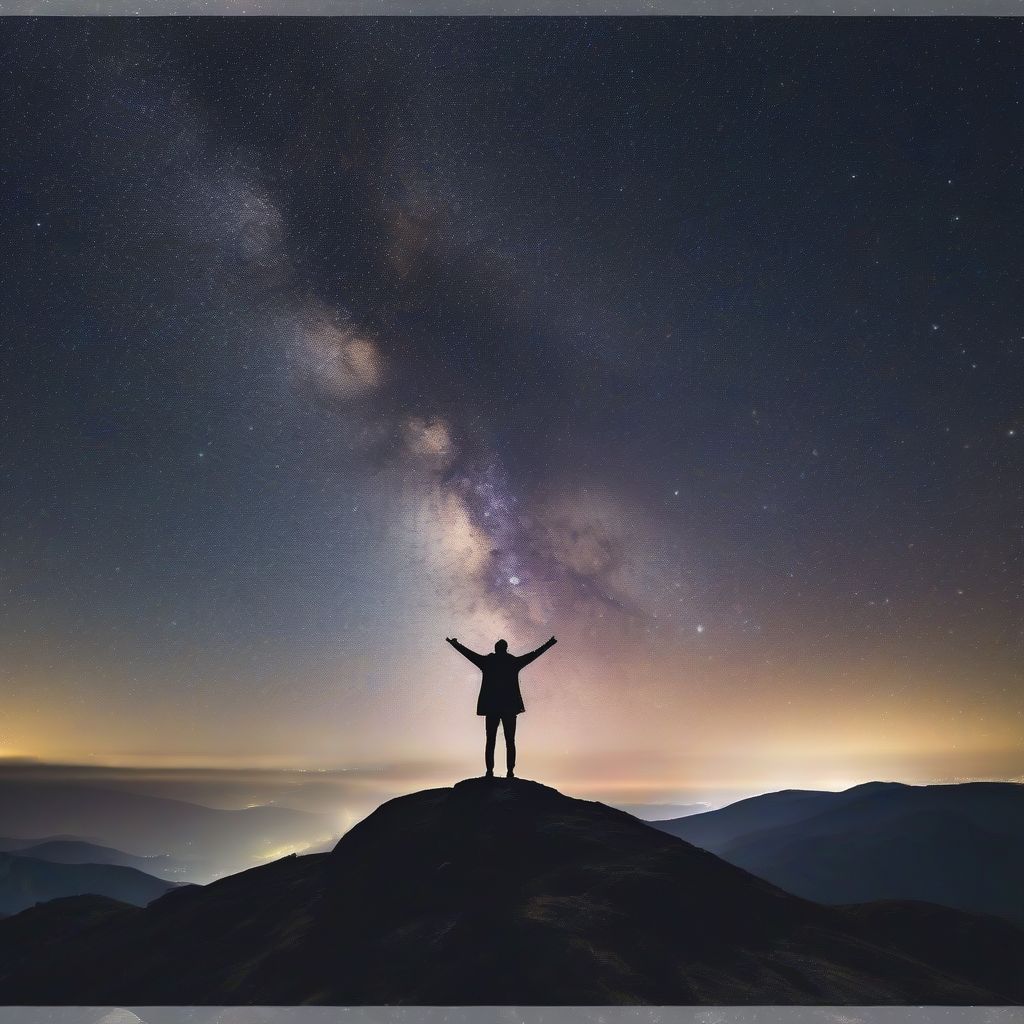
[0,777,1021,1004]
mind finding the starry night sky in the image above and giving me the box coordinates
[2,18,1021,803]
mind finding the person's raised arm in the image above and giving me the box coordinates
[446,637,486,668]
[517,635,557,668]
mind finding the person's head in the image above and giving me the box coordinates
[494,639,508,654]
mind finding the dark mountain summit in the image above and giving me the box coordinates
[0,778,1021,1005]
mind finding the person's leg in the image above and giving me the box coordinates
[484,715,500,776]
[502,714,517,776]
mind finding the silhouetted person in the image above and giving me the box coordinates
[446,635,557,778]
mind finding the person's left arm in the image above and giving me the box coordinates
[517,635,557,668]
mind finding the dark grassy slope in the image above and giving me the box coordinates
[0,778,1021,1005]
[0,893,139,972]
[655,782,1024,926]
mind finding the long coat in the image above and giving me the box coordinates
[449,639,556,716]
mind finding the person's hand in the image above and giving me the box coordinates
[446,637,458,644]
[549,635,557,644]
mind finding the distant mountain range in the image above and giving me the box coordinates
[0,850,176,915]
[0,834,93,851]
[612,801,708,820]
[652,780,1024,926]
[0,837,195,879]
[0,782,332,880]
[0,777,1020,1004]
